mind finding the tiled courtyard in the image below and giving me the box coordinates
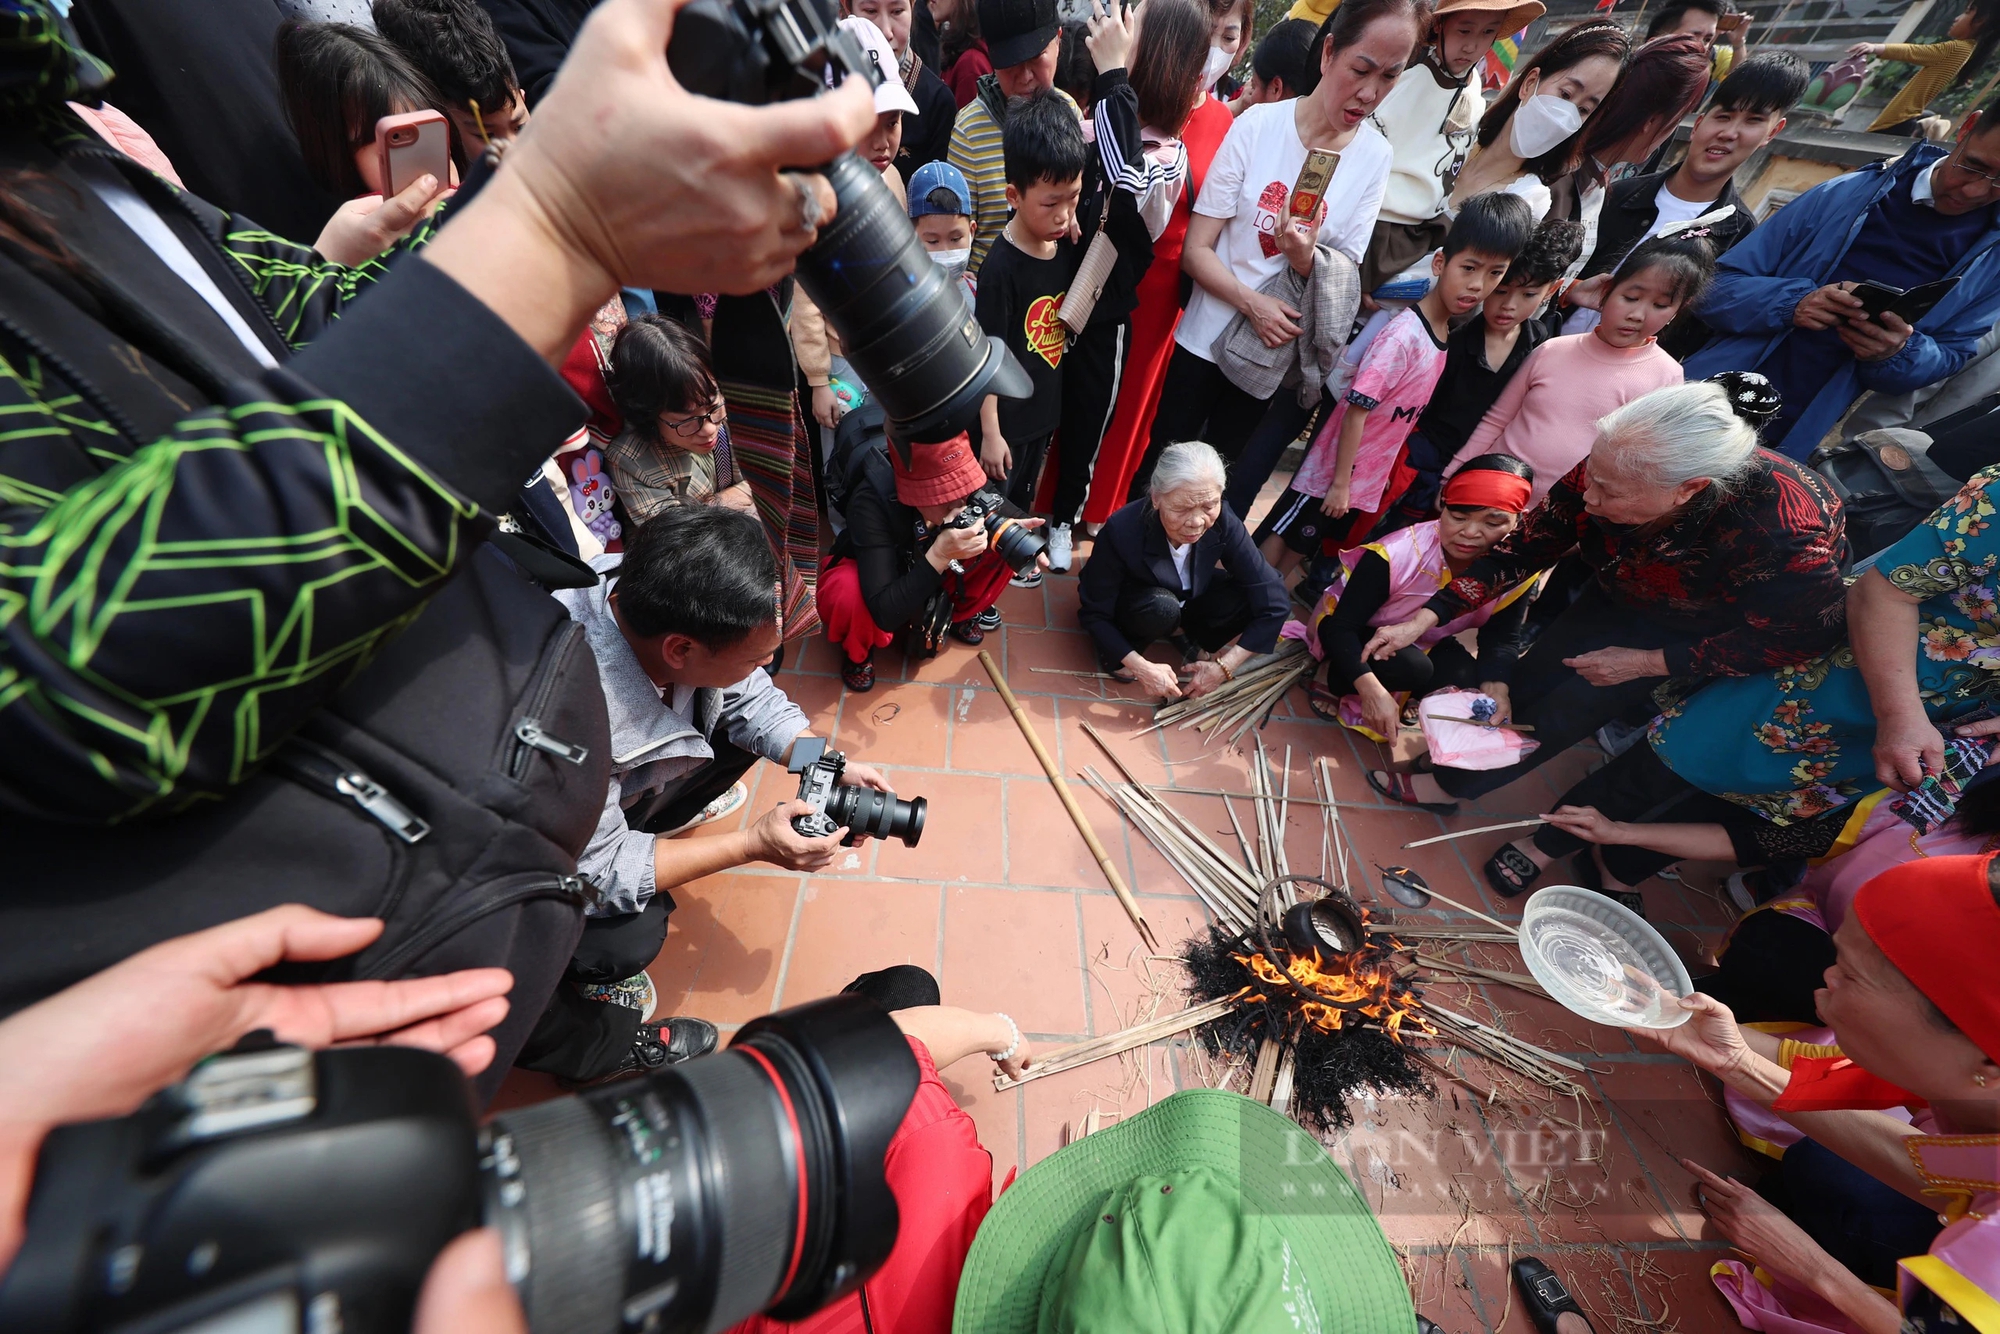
[496,547,1759,1334]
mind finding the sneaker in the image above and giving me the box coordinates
[1047,523,1074,572]
[661,780,749,836]
[841,652,876,692]
[975,606,1003,632]
[563,1016,719,1088]
[575,971,659,1021]
[1010,566,1043,589]
[949,618,985,645]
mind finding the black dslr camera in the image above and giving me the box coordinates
[0,997,918,1334]
[666,0,1030,456]
[949,489,1049,575]
[789,737,925,845]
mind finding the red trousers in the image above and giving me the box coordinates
[818,552,1013,664]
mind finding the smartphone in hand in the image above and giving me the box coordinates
[374,109,451,198]
[1850,277,1958,326]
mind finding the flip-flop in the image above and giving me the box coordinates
[1485,844,1541,899]
[1366,767,1460,815]
[1512,1256,1595,1334]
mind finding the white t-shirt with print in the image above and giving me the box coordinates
[1175,101,1394,364]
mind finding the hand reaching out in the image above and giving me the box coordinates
[315,173,450,266]
[1085,0,1138,73]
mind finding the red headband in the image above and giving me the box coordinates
[1853,853,2000,1063]
[1442,469,1533,514]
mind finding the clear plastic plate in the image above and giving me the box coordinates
[1519,886,1694,1029]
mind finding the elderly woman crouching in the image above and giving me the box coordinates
[1077,442,1289,700]
[1366,381,1850,816]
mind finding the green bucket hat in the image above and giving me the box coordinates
[954,1089,1415,1334]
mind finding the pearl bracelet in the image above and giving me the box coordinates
[987,1012,1021,1064]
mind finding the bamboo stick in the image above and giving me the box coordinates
[1417,953,1549,999]
[1402,818,1549,849]
[1388,884,1518,935]
[991,996,1239,1089]
[1425,1003,1595,1074]
[978,651,1158,952]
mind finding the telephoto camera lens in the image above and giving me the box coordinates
[664,0,1032,449]
[824,784,926,846]
[483,996,919,1334]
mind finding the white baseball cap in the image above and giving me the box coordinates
[834,15,920,117]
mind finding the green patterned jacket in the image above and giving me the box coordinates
[0,24,581,823]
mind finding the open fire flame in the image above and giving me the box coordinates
[1233,929,1434,1042]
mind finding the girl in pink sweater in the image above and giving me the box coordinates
[1443,233,1716,505]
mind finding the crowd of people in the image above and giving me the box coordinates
[8,0,2000,1329]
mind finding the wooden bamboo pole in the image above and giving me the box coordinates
[979,651,1158,952]
[992,995,1238,1089]
[1403,818,1549,848]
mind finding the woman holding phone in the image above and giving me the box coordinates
[1126,0,1417,496]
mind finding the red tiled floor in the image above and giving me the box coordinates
[872,768,1004,882]
[939,883,1088,1035]
[776,877,942,1007]
[489,553,1768,1324]
[647,871,799,1025]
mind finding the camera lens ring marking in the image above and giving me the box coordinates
[734,1046,811,1301]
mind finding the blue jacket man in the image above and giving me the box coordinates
[1687,130,2000,458]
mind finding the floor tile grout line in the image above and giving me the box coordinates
[766,875,810,1011]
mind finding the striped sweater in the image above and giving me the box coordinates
[949,77,1079,275]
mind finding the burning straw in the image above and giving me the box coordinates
[1181,919,1436,1133]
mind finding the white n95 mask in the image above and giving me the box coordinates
[929,247,972,283]
[1508,93,1584,159]
[1201,45,1234,92]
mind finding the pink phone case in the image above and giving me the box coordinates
[375,110,451,197]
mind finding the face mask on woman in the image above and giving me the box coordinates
[929,247,972,284]
[1508,92,1584,159]
[1200,44,1235,92]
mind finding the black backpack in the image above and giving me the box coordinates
[0,156,609,1102]
[1811,427,1964,563]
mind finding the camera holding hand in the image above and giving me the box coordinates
[947,490,1049,575]
[0,997,918,1334]
[789,737,926,846]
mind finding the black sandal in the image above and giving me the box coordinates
[1366,768,1459,815]
[1512,1256,1594,1334]
[1306,685,1342,723]
[1571,852,1646,918]
[1484,844,1542,899]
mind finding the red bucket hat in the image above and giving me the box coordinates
[1853,852,2000,1062]
[891,433,987,507]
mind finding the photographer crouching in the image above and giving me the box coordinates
[818,432,1051,692]
[518,505,914,1086]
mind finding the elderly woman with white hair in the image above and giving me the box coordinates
[1498,455,2000,903]
[1365,379,1850,838]
[1077,441,1290,699]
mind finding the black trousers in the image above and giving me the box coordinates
[1224,392,1321,520]
[1529,739,1756,886]
[1433,583,1693,801]
[1112,574,1256,664]
[1695,907,1838,1025]
[1762,1138,1943,1289]
[1128,345,1275,501]
[1050,321,1129,526]
[1003,428,1055,513]
[1322,632,1482,699]
[515,739,764,1082]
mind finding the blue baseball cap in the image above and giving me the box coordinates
[907,160,973,219]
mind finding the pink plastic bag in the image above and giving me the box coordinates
[1418,690,1537,771]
